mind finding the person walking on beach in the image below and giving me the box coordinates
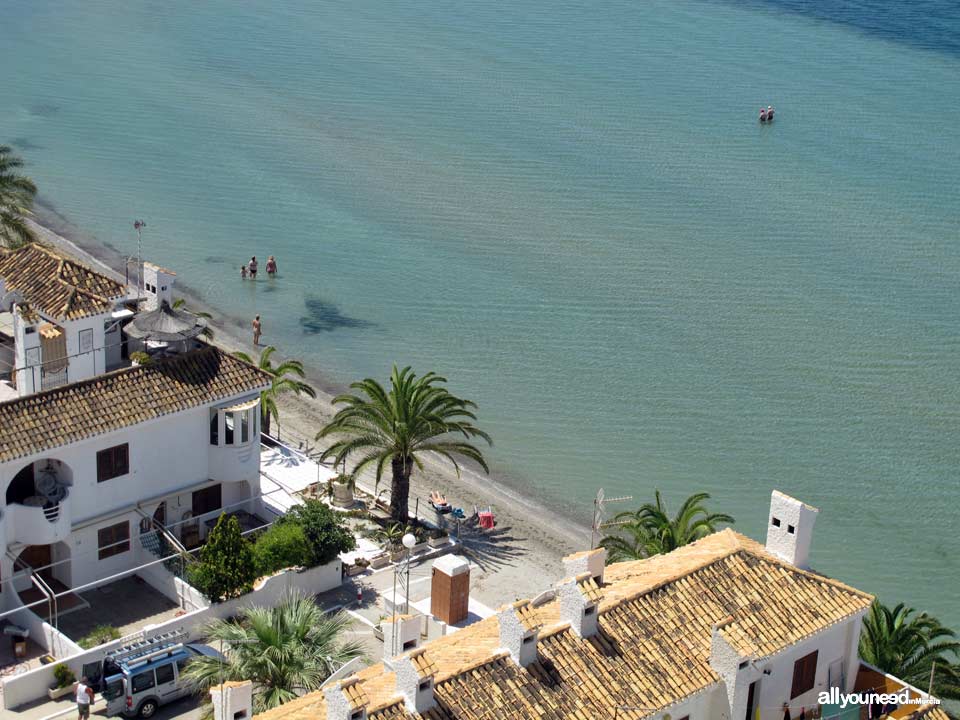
[252,315,262,346]
[248,256,258,278]
[76,676,94,720]
[240,265,248,280]
[266,255,277,276]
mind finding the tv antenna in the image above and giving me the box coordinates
[590,488,633,548]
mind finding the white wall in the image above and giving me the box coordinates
[1,560,344,710]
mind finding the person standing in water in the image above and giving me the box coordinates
[240,265,248,280]
[266,255,277,276]
[248,256,258,278]
[252,315,262,346]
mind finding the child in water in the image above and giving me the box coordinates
[240,265,248,279]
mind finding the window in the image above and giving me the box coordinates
[418,680,431,692]
[210,410,219,445]
[772,517,781,527]
[155,664,175,685]
[788,524,796,534]
[224,412,235,445]
[584,605,596,616]
[240,410,249,443]
[791,650,818,698]
[97,444,129,482]
[192,484,222,517]
[131,670,155,693]
[402,639,417,651]
[98,521,130,560]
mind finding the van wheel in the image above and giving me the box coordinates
[138,700,158,718]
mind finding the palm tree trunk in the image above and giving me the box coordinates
[389,456,413,523]
[262,406,271,437]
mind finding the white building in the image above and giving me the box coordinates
[0,245,271,620]
[250,492,947,720]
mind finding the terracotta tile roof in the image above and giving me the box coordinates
[409,650,438,680]
[576,574,603,604]
[0,243,126,320]
[257,530,875,720]
[0,344,270,463]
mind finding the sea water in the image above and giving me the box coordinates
[1,0,958,627]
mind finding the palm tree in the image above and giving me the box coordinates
[859,600,960,701]
[181,592,365,715]
[600,490,734,561]
[172,297,215,339]
[0,145,38,248]
[234,346,316,436]
[317,365,491,524]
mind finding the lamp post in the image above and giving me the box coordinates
[133,220,146,303]
[390,532,418,657]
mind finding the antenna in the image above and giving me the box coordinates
[133,220,147,304]
[590,488,633,548]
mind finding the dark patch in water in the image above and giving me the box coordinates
[718,0,960,57]
[300,296,375,334]
[102,241,118,251]
[11,138,42,151]
[203,255,227,264]
[28,103,59,117]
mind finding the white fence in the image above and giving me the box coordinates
[1,560,342,710]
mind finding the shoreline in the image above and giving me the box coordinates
[25,211,592,603]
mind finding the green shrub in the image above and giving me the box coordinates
[278,500,356,567]
[52,663,76,688]
[78,624,121,649]
[253,522,310,575]
[187,515,257,602]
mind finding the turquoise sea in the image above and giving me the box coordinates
[2,1,958,628]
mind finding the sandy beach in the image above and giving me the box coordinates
[25,213,592,606]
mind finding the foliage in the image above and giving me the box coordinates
[600,490,734,562]
[253,521,310,575]
[77,624,121,649]
[180,592,365,714]
[278,499,355,567]
[188,515,258,602]
[0,145,38,248]
[859,600,960,701]
[317,365,491,523]
[172,297,214,339]
[129,351,152,365]
[52,664,76,688]
[374,522,406,550]
[233,346,316,435]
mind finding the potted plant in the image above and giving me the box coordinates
[330,474,355,509]
[48,664,76,700]
[428,526,450,548]
[130,351,151,367]
[345,557,369,576]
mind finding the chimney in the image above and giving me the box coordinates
[381,614,423,660]
[765,491,819,569]
[324,677,368,720]
[561,547,606,586]
[558,572,603,638]
[209,681,252,720]
[141,262,176,311]
[709,617,760,720]
[385,648,437,714]
[497,601,541,668]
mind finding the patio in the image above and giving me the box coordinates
[54,576,182,643]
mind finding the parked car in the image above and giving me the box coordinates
[83,632,222,718]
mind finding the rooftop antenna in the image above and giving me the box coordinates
[590,488,633,549]
[133,219,146,304]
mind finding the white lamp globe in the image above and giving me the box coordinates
[401,532,417,550]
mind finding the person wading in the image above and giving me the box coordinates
[252,315,262,346]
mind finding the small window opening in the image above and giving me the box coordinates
[772,517,781,527]
[403,639,417,651]
[787,524,795,534]
[739,660,749,669]
[233,712,247,720]
[584,605,596,616]
[349,710,364,720]
[25,326,36,334]
[418,680,431,692]
[522,635,535,645]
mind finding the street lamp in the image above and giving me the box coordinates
[389,532,420,657]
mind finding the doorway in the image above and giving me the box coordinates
[744,680,759,720]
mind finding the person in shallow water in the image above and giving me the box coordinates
[248,256,258,278]
[252,314,261,345]
[240,265,247,279]
[266,255,277,276]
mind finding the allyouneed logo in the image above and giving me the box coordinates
[817,688,939,708]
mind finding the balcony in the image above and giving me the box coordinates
[7,489,72,546]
